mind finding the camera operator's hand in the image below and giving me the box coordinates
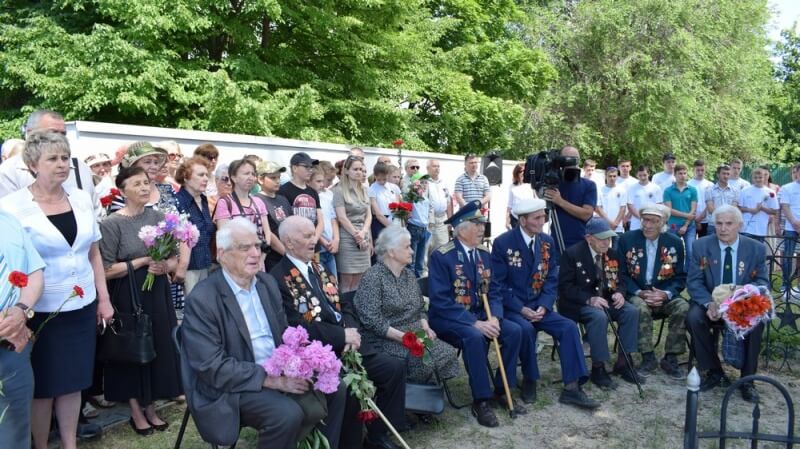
[543,188,563,205]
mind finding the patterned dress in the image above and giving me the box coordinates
[354,262,460,383]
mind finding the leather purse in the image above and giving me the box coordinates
[97,261,156,364]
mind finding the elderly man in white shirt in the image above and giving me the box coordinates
[426,158,453,253]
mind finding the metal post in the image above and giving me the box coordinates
[684,367,701,449]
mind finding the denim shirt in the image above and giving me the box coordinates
[176,188,215,270]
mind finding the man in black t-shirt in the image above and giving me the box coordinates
[257,160,293,271]
[278,152,323,245]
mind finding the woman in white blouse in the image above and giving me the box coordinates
[0,131,113,449]
[506,163,536,229]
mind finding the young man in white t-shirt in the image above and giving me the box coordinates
[596,166,627,247]
[617,158,638,230]
[652,153,676,191]
[627,165,663,231]
[688,159,714,237]
[778,163,800,292]
[728,158,751,192]
[739,167,778,243]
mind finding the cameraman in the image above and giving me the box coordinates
[542,146,597,255]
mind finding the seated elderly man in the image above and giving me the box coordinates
[181,218,346,449]
[686,205,769,402]
[618,204,689,379]
[271,215,406,449]
[490,198,598,409]
[558,218,644,389]
[428,200,527,428]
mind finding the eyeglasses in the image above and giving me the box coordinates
[409,165,420,170]
[218,176,230,183]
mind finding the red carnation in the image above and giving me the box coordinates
[8,271,28,288]
[409,341,425,358]
[770,192,775,198]
[392,139,404,148]
[71,285,85,298]
[402,331,417,349]
[358,410,378,422]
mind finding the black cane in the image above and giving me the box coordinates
[603,306,644,398]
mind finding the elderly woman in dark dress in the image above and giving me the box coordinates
[354,224,460,383]
[100,167,182,436]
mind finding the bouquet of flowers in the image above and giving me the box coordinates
[719,284,774,339]
[403,175,430,204]
[402,330,432,363]
[100,188,121,208]
[389,201,413,222]
[138,213,200,291]
[263,326,341,393]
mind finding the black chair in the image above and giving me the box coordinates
[172,325,239,449]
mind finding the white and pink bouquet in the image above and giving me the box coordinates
[263,326,341,394]
[138,213,199,291]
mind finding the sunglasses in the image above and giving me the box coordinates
[409,165,420,170]
[218,176,230,183]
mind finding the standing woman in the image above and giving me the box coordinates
[333,155,372,292]
[0,131,113,449]
[174,157,214,295]
[212,159,271,269]
[208,162,231,213]
[506,162,535,230]
[99,166,182,436]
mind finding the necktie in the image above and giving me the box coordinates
[722,247,733,284]
[595,254,604,283]
[529,238,535,257]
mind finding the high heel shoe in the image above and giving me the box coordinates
[129,417,154,436]
[146,416,169,431]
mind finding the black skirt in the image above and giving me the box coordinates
[103,267,182,405]
[29,301,97,398]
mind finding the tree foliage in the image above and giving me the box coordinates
[769,29,800,163]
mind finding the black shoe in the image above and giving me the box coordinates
[660,356,686,380]
[365,433,402,449]
[559,388,601,410]
[492,394,528,415]
[471,401,499,428]
[128,418,153,437]
[740,383,759,403]
[145,416,169,432]
[613,363,647,385]
[520,380,537,404]
[590,365,617,390]
[415,413,435,425]
[76,422,103,441]
[699,370,729,392]
[638,353,658,376]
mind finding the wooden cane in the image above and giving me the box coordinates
[478,279,515,418]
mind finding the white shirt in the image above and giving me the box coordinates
[688,178,714,223]
[221,269,274,365]
[627,182,664,230]
[740,185,778,236]
[507,183,535,218]
[728,178,751,192]
[367,182,397,217]
[318,189,336,242]
[0,188,100,312]
[618,175,639,192]
[652,171,676,192]
[598,185,627,232]
[427,177,451,217]
[779,181,800,232]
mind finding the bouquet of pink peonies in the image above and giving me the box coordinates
[138,213,199,291]
[262,326,341,394]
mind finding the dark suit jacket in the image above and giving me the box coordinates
[686,235,769,306]
[490,227,559,313]
[618,229,687,299]
[270,256,362,356]
[557,240,627,320]
[181,270,288,446]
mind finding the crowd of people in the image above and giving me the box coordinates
[0,109,798,449]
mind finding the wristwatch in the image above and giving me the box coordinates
[13,302,34,320]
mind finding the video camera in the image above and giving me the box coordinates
[522,149,581,194]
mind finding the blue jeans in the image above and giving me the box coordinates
[319,249,337,278]
[407,223,431,278]
[782,231,798,290]
[669,222,696,272]
[0,342,33,449]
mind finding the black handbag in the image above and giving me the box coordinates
[403,349,445,415]
[97,261,156,364]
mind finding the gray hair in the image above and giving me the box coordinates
[712,204,743,225]
[23,130,71,168]
[454,220,474,238]
[216,217,258,251]
[374,224,411,262]
[278,215,313,242]
[24,110,64,136]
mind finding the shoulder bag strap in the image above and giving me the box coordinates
[72,158,83,190]
[125,261,143,315]
[231,191,267,242]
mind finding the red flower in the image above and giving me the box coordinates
[358,410,378,422]
[392,139,404,148]
[8,271,28,288]
[72,285,85,298]
[409,342,425,358]
[402,331,417,349]
[770,192,775,198]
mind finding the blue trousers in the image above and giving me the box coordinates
[782,231,798,290]
[577,302,639,363]
[505,310,589,385]
[407,223,430,278]
[668,222,696,272]
[0,342,33,449]
[431,318,522,401]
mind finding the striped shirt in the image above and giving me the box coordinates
[454,172,490,204]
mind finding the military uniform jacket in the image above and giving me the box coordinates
[557,241,627,320]
[618,230,687,299]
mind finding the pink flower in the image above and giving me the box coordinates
[315,372,341,394]
[138,225,160,248]
[163,213,180,232]
[282,326,310,348]
[263,345,296,377]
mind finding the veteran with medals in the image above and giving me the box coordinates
[618,203,689,379]
[490,198,599,409]
[428,201,527,427]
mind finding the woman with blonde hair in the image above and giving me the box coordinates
[333,155,372,291]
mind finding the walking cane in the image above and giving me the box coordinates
[602,306,644,398]
[478,278,516,418]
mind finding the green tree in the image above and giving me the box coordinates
[769,29,800,163]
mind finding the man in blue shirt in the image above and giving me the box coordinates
[663,164,698,271]
[407,173,431,277]
[543,146,597,256]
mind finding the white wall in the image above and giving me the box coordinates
[66,121,528,237]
